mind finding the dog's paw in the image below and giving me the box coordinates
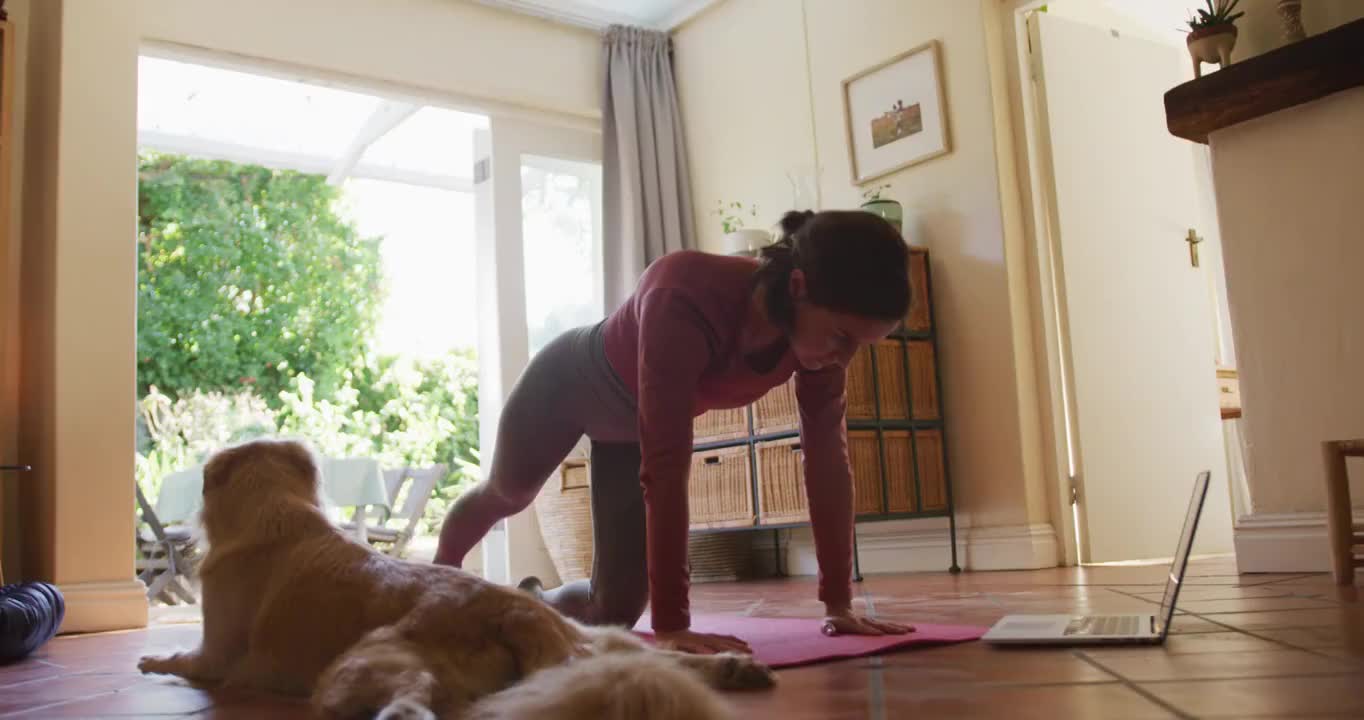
[710,652,777,691]
[138,655,178,675]
[376,697,437,720]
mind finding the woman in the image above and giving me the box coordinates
[434,209,914,654]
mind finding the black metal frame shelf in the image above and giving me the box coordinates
[686,248,959,582]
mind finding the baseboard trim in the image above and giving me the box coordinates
[1233,511,1360,573]
[783,520,1060,575]
[57,580,150,635]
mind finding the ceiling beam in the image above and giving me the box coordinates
[138,130,473,192]
[326,101,420,186]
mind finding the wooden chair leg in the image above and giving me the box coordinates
[1322,441,1356,585]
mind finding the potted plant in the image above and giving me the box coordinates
[713,201,769,255]
[859,184,902,234]
[1186,0,1244,78]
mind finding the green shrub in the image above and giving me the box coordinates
[137,152,383,406]
[136,350,481,536]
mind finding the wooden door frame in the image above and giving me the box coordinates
[1001,0,1083,566]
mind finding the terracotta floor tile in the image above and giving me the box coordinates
[726,662,872,719]
[879,681,1178,719]
[1173,597,1344,614]
[1080,631,1283,657]
[1201,607,1364,631]
[2,559,1361,718]
[1083,649,1352,682]
[1129,585,1298,601]
[18,679,215,717]
[878,643,1117,684]
[0,660,69,689]
[0,673,150,715]
[1142,674,1364,718]
[1163,615,1237,634]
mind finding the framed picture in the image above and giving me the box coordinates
[841,39,951,185]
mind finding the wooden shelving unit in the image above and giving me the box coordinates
[686,247,959,578]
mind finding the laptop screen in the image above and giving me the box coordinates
[1156,471,1211,634]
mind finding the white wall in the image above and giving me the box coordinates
[673,0,818,248]
[137,0,602,120]
[1210,87,1364,516]
[674,0,1057,570]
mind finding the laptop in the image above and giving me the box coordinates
[982,471,1210,646]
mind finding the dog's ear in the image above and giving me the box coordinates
[202,442,252,493]
[274,440,320,485]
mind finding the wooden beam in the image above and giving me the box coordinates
[138,130,473,192]
[326,101,419,186]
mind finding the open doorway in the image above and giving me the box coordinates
[132,53,489,604]
[1006,1,1242,568]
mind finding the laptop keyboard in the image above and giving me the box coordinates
[1063,615,1142,636]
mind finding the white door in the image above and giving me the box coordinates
[1030,13,1233,562]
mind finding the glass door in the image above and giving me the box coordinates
[473,117,601,585]
[520,154,604,358]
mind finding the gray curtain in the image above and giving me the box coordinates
[601,25,696,313]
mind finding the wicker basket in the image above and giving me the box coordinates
[847,345,876,420]
[754,376,799,433]
[848,340,912,421]
[883,431,916,513]
[849,431,885,516]
[694,406,748,443]
[688,445,754,529]
[532,458,594,583]
[875,340,910,420]
[905,248,932,332]
[915,428,948,511]
[908,340,939,420]
[687,531,755,583]
[755,437,809,525]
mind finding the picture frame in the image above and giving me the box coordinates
[841,39,951,185]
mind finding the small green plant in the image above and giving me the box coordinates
[861,184,893,203]
[712,200,759,234]
[1186,0,1242,31]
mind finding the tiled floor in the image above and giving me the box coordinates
[2,557,1362,718]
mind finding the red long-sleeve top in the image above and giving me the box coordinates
[600,250,855,633]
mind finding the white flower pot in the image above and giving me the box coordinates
[723,229,771,256]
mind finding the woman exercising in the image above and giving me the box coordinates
[433,209,914,654]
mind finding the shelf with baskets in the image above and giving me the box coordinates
[686,246,959,573]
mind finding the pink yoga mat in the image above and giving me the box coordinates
[633,614,988,669]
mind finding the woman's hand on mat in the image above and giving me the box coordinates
[822,609,915,636]
[655,629,753,655]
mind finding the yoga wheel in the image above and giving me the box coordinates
[533,457,595,584]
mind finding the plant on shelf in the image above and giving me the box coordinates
[713,200,769,256]
[860,184,892,203]
[859,183,903,235]
[712,200,758,234]
[1185,0,1243,78]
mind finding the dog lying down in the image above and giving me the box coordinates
[138,438,775,719]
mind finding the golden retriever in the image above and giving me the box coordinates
[137,438,774,719]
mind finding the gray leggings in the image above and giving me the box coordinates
[437,321,647,627]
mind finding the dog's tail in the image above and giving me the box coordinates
[463,652,735,720]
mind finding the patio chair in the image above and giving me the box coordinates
[134,482,199,606]
[343,464,445,558]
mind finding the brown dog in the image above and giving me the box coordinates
[137,438,774,719]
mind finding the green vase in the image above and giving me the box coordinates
[861,198,903,234]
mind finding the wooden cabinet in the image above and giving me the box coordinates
[686,248,957,566]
